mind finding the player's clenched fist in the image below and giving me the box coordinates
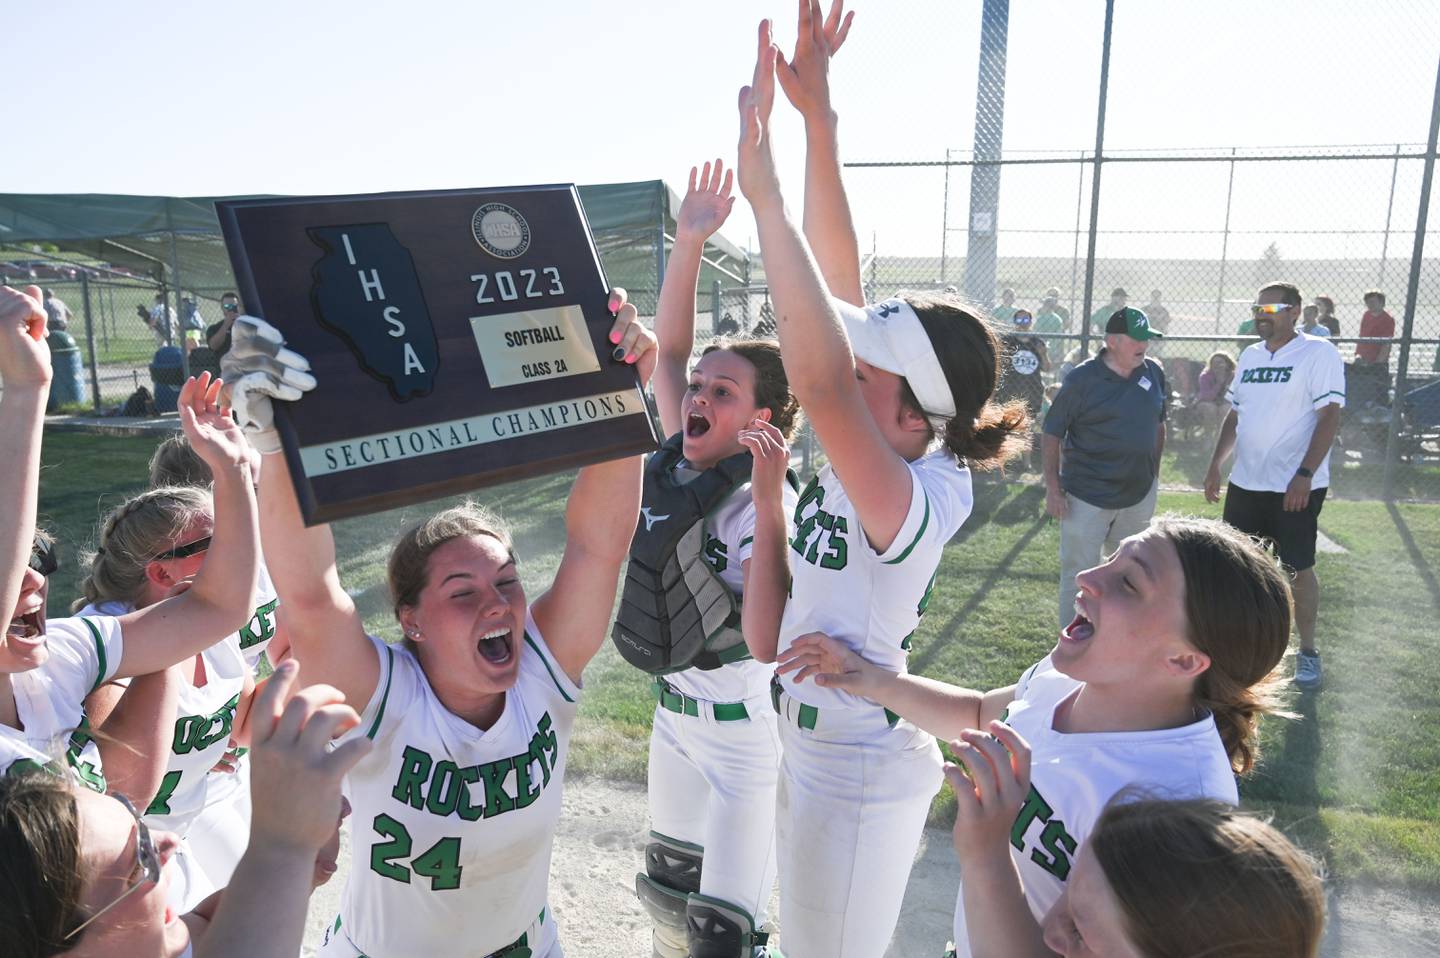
[247,659,372,857]
[0,284,52,389]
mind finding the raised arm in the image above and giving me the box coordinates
[736,419,792,663]
[949,724,1055,958]
[256,451,376,710]
[531,294,655,684]
[776,0,862,306]
[775,632,1015,741]
[0,286,50,631]
[737,20,916,552]
[115,376,260,679]
[654,161,737,438]
[211,316,377,709]
[84,669,181,808]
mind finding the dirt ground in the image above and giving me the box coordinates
[301,778,1438,957]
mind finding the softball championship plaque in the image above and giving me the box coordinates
[217,185,658,524]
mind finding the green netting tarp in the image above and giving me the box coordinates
[0,183,749,307]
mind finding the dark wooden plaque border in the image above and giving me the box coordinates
[217,185,659,525]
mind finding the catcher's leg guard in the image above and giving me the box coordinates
[687,892,769,958]
[636,833,703,958]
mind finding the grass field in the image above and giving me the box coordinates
[36,429,1440,889]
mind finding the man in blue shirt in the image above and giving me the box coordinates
[1043,307,1168,628]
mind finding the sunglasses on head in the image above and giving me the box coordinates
[30,537,58,577]
[1250,303,1293,315]
[152,535,212,561]
[64,794,162,941]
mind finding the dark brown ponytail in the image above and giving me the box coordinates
[898,292,1031,470]
[1156,516,1293,774]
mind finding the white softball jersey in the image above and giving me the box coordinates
[0,615,122,791]
[184,564,281,887]
[331,612,579,957]
[950,658,1239,957]
[1226,332,1346,492]
[777,447,974,710]
[76,600,248,838]
[666,475,799,703]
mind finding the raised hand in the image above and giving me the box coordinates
[737,19,782,206]
[675,159,737,245]
[179,372,251,473]
[220,316,317,454]
[246,660,371,858]
[776,0,854,120]
[0,285,51,389]
[775,630,882,694]
[606,287,659,387]
[946,721,1031,864]
[738,417,790,507]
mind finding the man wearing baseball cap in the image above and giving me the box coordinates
[1043,306,1168,628]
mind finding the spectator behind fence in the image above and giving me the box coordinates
[1194,350,1236,433]
[998,309,1051,471]
[1301,304,1331,337]
[1088,287,1127,335]
[206,293,243,356]
[1034,289,1067,358]
[43,288,72,332]
[1356,289,1394,366]
[1315,295,1341,337]
[992,287,1018,324]
[1204,282,1344,692]
[1043,307,1167,628]
[143,293,176,347]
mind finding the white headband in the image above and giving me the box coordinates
[839,298,956,429]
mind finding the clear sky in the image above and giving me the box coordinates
[9,1,1439,262]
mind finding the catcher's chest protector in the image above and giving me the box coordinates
[612,434,753,675]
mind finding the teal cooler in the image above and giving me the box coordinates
[149,346,185,413]
[46,330,87,412]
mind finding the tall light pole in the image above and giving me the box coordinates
[962,0,1010,308]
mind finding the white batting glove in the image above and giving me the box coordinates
[220,316,317,454]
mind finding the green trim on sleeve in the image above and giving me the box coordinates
[81,618,108,692]
[883,490,932,565]
[365,645,395,741]
[523,632,576,703]
[738,535,754,548]
[1312,390,1345,403]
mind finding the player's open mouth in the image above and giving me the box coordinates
[6,612,44,646]
[1061,610,1094,643]
[685,411,711,438]
[477,626,514,665]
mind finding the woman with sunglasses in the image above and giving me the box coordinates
[70,476,263,913]
[0,657,369,958]
[1,290,260,802]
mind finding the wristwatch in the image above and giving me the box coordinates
[1295,466,1313,479]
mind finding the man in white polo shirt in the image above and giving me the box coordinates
[1205,282,1344,691]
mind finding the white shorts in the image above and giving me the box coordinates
[773,685,943,958]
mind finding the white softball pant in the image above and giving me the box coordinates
[774,690,943,958]
[647,689,782,924]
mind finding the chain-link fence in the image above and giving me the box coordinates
[700,0,1440,502]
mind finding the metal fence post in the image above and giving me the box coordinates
[79,271,101,413]
[940,148,952,286]
[168,230,191,382]
[1078,0,1116,360]
[1214,146,1238,334]
[1379,143,1402,287]
[1382,57,1440,499]
[1068,150,1085,324]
